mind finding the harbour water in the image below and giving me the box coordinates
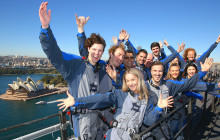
[0,74,68,140]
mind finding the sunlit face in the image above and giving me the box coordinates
[187,66,196,78]
[144,53,153,68]
[88,43,104,65]
[125,73,138,93]
[151,46,160,56]
[110,48,125,67]
[170,66,180,80]
[151,65,163,84]
[124,53,135,68]
[136,52,147,65]
[171,57,179,64]
[187,50,195,61]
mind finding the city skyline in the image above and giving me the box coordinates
[0,0,220,62]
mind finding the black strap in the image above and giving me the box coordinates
[96,111,111,128]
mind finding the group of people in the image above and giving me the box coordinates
[39,2,220,140]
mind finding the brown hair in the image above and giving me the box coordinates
[122,68,149,101]
[150,42,160,50]
[108,43,126,59]
[182,63,198,79]
[164,63,181,80]
[84,33,106,50]
[151,61,164,70]
[183,48,196,60]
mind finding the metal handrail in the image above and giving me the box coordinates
[132,98,191,140]
[0,113,60,132]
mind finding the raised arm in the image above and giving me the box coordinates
[124,31,138,57]
[159,40,167,59]
[57,90,120,112]
[197,35,220,63]
[39,2,80,82]
[161,41,185,65]
[76,14,90,57]
[166,73,200,97]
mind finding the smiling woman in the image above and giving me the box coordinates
[57,68,174,140]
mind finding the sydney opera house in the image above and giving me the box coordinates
[8,77,44,93]
[1,77,59,101]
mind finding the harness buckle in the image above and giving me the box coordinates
[110,120,118,128]
[81,109,88,114]
[126,127,136,134]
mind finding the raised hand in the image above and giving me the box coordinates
[164,39,169,47]
[177,42,185,53]
[157,94,174,108]
[57,91,75,112]
[75,14,90,33]
[106,64,117,82]
[125,33,130,41]
[216,34,220,43]
[111,36,118,45]
[39,2,51,29]
[119,29,128,40]
[200,58,213,72]
[159,41,164,49]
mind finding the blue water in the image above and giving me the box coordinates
[0,74,69,140]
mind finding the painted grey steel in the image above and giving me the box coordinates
[13,121,70,140]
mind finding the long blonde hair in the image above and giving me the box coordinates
[122,68,149,101]
[164,63,181,80]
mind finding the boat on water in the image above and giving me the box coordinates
[35,101,47,105]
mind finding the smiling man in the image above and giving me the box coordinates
[147,61,200,105]
[39,2,109,140]
[151,42,166,62]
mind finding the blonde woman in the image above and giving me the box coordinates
[57,68,174,140]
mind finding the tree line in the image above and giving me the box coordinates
[40,74,68,86]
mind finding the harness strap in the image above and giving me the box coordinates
[117,101,141,138]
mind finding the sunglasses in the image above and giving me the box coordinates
[125,57,134,59]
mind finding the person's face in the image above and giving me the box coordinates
[136,52,147,65]
[124,53,135,68]
[151,65,163,83]
[151,46,160,56]
[88,43,104,65]
[187,66,196,78]
[144,54,153,68]
[125,73,138,93]
[170,66,180,80]
[110,48,125,67]
[171,57,179,64]
[187,50,195,61]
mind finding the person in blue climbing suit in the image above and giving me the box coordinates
[166,35,220,72]
[57,68,174,140]
[39,2,108,139]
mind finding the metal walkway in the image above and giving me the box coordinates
[191,98,220,140]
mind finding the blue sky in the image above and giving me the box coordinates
[0,0,220,62]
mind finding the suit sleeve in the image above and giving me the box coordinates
[160,48,167,59]
[166,73,199,96]
[143,97,162,126]
[197,42,218,64]
[161,49,178,65]
[39,27,81,82]
[77,32,88,57]
[167,45,186,70]
[190,81,219,92]
[74,90,122,109]
[125,40,138,57]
